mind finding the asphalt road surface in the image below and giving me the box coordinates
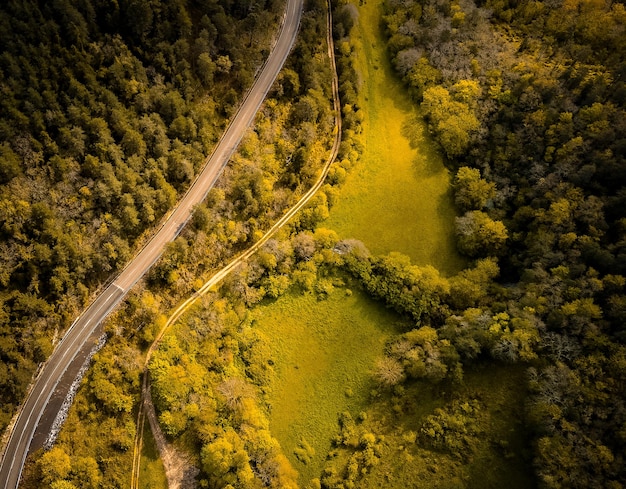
[0,0,302,487]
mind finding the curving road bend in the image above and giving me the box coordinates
[0,0,303,487]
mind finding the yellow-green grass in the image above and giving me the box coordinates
[251,284,407,485]
[139,423,168,489]
[325,0,465,276]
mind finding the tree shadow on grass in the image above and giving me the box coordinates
[401,114,447,179]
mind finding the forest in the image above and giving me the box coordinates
[2,0,626,487]
[0,0,285,433]
[381,0,626,485]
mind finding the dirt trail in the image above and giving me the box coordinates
[143,373,199,489]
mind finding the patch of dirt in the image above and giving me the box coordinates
[144,376,199,489]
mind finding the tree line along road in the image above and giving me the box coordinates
[0,0,303,487]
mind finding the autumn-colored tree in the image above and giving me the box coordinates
[38,447,71,485]
[201,428,255,488]
[453,166,496,212]
[455,211,508,257]
[422,85,480,158]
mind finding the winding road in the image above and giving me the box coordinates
[0,0,303,487]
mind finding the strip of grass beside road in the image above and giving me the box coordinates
[325,0,465,276]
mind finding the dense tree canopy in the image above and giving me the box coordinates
[0,0,284,435]
[382,0,626,484]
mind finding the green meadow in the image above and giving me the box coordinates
[251,0,472,485]
[325,0,464,276]
[252,285,405,485]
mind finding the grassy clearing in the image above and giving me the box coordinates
[139,423,168,489]
[251,284,407,485]
[325,0,464,276]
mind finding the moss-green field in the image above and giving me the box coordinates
[324,0,464,276]
[252,285,405,485]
